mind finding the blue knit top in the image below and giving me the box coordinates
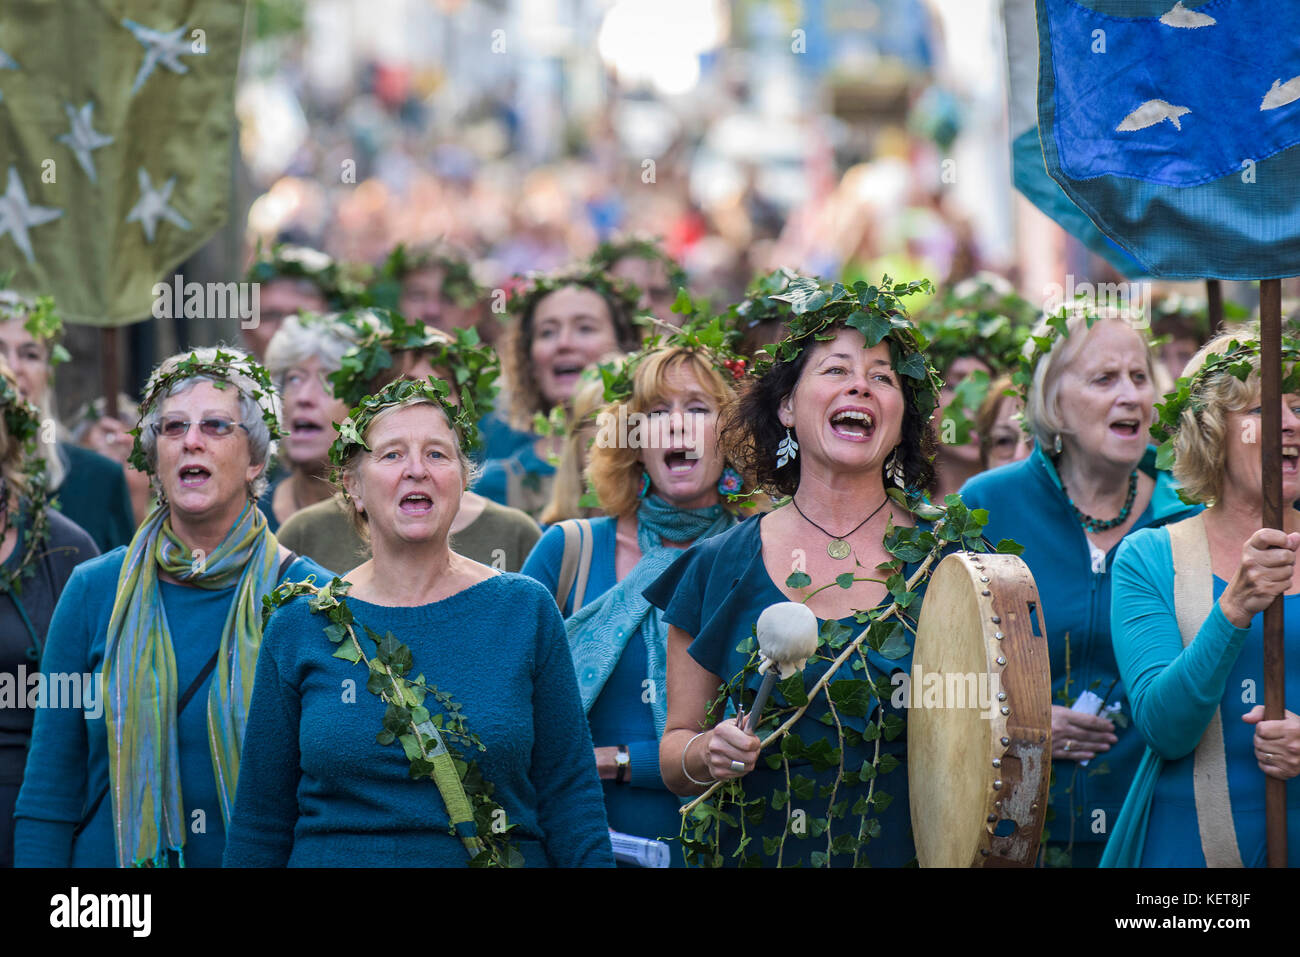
[222,573,615,867]
[12,547,332,867]
[1108,526,1300,865]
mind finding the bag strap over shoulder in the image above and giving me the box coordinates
[1167,513,1244,868]
[554,519,595,617]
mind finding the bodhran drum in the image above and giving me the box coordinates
[908,552,1051,867]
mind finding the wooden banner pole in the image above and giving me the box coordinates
[1260,277,1287,868]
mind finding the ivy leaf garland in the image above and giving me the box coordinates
[127,349,282,476]
[677,492,1024,867]
[1150,333,1300,480]
[756,275,942,421]
[262,576,525,867]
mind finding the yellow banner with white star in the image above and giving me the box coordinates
[0,0,248,325]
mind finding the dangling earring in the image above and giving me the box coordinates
[885,449,906,489]
[776,428,799,468]
[1053,433,1063,455]
[638,471,651,500]
[717,465,743,496]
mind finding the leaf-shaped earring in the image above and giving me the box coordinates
[776,428,799,468]
[885,449,906,489]
[1053,433,1063,455]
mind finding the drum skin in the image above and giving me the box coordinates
[909,552,1051,867]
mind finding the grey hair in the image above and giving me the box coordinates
[263,313,359,390]
[138,346,280,500]
[1023,313,1155,451]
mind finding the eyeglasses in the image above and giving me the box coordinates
[152,416,250,439]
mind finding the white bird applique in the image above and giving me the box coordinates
[121,20,205,96]
[1159,1,1217,28]
[1116,99,1192,132]
[1261,75,1300,111]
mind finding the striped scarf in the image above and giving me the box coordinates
[102,501,279,867]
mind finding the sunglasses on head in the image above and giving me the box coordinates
[153,416,250,439]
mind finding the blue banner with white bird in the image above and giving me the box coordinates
[1036,0,1300,279]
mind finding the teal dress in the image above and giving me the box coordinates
[1108,526,1300,866]
[644,513,928,867]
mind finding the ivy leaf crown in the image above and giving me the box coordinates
[0,273,71,367]
[505,263,643,327]
[329,375,480,472]
[596,290,749,405]
[244,240,368,308]
[372,242,483,309]
[128,349,282,475]
[588,236,689,293]
[754,274,941,420]
[328,306,499,416]
[1151,330,1300,474]
[915,271,1037,377]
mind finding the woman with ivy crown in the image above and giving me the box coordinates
[1105,330,1300,866]
[646,275,987,867]
[0,359,99,867]
[476,265,643,517]
[14,347,330,867]
[521,317,755,864]
[275,308,539,573]
[960,306,1200,867]
[0,288,136,551]
[225,376,613,867]
[258,312,360,532]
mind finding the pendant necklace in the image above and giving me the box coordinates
[792,494,890,560]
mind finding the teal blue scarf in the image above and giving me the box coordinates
[565,495,735,738]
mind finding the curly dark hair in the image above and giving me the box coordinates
[502,277,642,429]
[719,322,938,498]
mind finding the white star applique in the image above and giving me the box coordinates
[121,19,204,96]
[125,168,192,242]
[0,166,62,264]
[56,102,114,184]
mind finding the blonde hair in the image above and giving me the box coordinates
[586,347,749,519]
[539,360,623,526]
[1023,312,1155,452]
[1170,328,1262,505]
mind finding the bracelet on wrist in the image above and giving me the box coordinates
[681,731,716,787]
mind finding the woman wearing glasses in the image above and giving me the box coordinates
[14,347,329,867]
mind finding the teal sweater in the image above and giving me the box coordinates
[12,547,331,867]
[222,573,615,867]
[1106,526,1300,866]
[960,445,1201,852]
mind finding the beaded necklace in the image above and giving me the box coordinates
[1063,470,1138,533]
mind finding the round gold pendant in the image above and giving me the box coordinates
[827,539,852,560]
